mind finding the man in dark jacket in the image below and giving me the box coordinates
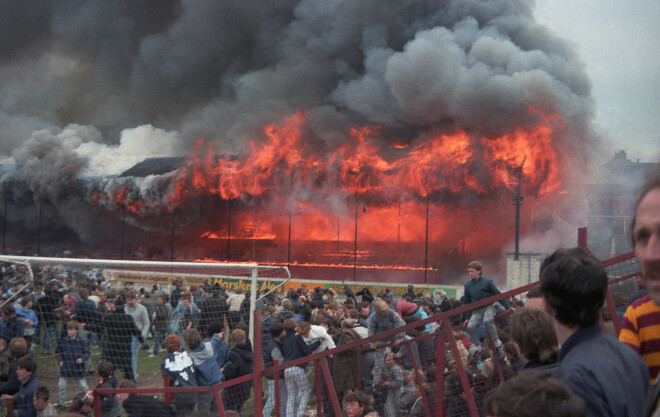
[541,247,648,417]
[222,328,254,413]
[1,355,40,417]
[199,285,227,339]
[34,285,62,354]
[84,297,144,381]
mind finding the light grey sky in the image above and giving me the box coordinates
[534,0,660,164]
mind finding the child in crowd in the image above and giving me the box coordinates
[55,320,90,408]
[33,386,56,417]
[161,334,197,414]
[91,360,121,417]
[183,328,223,413]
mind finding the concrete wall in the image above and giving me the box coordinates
[506,252,546,290]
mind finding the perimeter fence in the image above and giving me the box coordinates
[88,251,640,417]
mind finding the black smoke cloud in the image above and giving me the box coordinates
[0,0,596,251]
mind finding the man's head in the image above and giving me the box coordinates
[231,329,247,346]
[358,301,371,318]
[126,292,137,307]
[540,247,607,328]
[467,260,483,280]
[632,168,660,305]
[183,329,202,350]
[33,386,50,411]
[270,322,286,340]
[16,356,36,382]
[344,391,372,417]
[296,321,311,337]
[485,371,586,417]
[509,308,558,363]
[373,299,389,317]
[97,360,113,378]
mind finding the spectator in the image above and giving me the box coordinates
[83,297,144,381]
[263,322,287,417]
[381,352,404,417]
[33,386,55,417]
[226,290,245,331]
[170,280,183,309]
[161,334,197,414]
[16,297,38,349]
[344,390,377,417]
[66,391,93,416]
[282,319,321,417]
[115,380,175,417]
[434,290,451,312]
[508,308,558,373]
[541,247,648,417]
[0,337,29,397]
[123,292,149,379]
[620,170,660,381]
[334,320,364,404]
[199,285,227,339]
[367,299,406,391]
[3,305,25,342]
[90,360,120,417]
[221,329,254,414]
[183,328,222,413]
[1,355,40,417]
[71,289,98,374]
[0,338,10,376]
[462,260,508,362]
[179,294,199,331]
[55,320,90,408]
[150,294,169,357]
[484,371,586,417]
[34,285,61,354]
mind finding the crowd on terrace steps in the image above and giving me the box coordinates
[0,251,653,417]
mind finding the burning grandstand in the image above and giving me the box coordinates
[0,1,602,284]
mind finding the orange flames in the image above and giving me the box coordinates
[170,108,563,204]
[168,108,565,255]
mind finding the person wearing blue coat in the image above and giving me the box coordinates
[3,355,40,417]
[55,320,89,407]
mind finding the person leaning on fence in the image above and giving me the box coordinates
[367,299,406,392]
[115,380,175,417]
[183,328,222,413]
[484,370,586,417]
[55,320,90,408]
[282,319,321,417]
[221,328,254,414]
[462,260,508,362]
[262,322,287,417]
[540,247,649,417]
[161,334,197,414]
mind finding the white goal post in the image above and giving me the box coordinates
[0,255,291,342]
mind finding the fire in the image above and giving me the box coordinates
[89,107,565,269]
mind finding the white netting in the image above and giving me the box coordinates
[0,255,288,410]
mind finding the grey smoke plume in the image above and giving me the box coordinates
[0,0,596,253]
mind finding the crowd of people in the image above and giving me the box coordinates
[0,167,658,417]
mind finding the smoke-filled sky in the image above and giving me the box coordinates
[0,0,640,257]
[0,0,597,176]
[535,0,660,163]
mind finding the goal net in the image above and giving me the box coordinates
[0,255,289,408]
